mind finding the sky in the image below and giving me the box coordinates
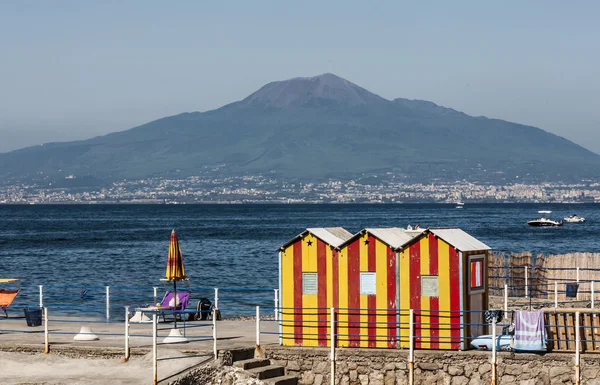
[1,1,599,153]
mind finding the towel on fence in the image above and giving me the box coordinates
[512,310,547,352]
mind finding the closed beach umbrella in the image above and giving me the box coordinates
[164,229,186,328]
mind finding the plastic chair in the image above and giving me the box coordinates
[159,291,191,322]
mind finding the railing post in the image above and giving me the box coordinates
[525,266,528,298]
[153,287,158,305]
[213,308,218,360]
[214,288,219,310]
[409,309,414,385]
[105,286,110,321]
[256,306,261,348]
[274,289,279,321]
[577,267,580,301]
[503,284,508,315]
[330,307,335,385]
[491,317,497,385]
[39,285,44,308]
[124,306,130,362]
[554,281,558,309]
[44,307,49,354]
[152,312,158,385]
[592,281,595,309]
[575,311,580,385]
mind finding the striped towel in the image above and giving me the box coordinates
[512,310,547,352]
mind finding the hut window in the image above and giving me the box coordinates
[468,255,486,294]
[360,272,376,295]
[302,273,318,294]
[421,276,439,297]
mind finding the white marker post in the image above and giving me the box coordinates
[525,266,528,298]
[409,309,414,385]
[152,312,158,385]
[44,307,49,354]
[330,307,335,385]
[105,286,110,321]
[124,306,130,362]
[274,289,279,321]
[39,285,43,308]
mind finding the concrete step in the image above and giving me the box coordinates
[222,347,255,365]
[247,364,285,380]
[263,375,299,385]
[233,358,271,370]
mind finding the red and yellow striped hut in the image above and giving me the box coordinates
[278,227,354,347]
[397,228,491,350]
[334,228,423,348]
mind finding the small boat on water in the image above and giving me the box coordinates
[564,214,585,223]
[455,202,464,209]
[527,217,563,227]
[538,210,552,214]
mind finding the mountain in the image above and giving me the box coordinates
[1,73,600,185]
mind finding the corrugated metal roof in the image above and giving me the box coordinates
[279,227,354,250]
[307,227,354,248]
[429,228,491,251]
[365,228,424,249]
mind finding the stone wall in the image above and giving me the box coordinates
[264,346,600,385]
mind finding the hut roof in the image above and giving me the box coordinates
[338,227,424,249]
[279,227,354,251]
[427,228,491,252]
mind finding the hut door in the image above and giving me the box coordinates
[467,254,487,339]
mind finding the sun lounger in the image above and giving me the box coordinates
[0,289,21,317]
[159,291,191,322]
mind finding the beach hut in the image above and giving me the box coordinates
[335,228,424,348]
[397,228,491,350]
[278,227,354,347]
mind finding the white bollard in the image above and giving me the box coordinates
[39,285,43,308]
[152,312,158,385]
[525,266,528,298]
[554,282,558,309]
[105,286,110,321]
[124,306,130,361]
[330,307,336,385]
[213,308,218,360]
[274,289,279,321]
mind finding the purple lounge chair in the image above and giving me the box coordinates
[159,291,191,322]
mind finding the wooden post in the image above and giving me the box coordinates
[409,309,414,385]
[44,307,49,354]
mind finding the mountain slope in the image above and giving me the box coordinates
[1,73,599,184]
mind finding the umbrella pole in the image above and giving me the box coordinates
[173,280,177,329]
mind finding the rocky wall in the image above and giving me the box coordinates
[265,346,600,385]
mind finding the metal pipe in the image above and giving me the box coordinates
[330,307,335,385]
[214,288,219,310]
[44,307,49,354]
[525,266,528,298]
[592,281,595,309]
[409,309,414,385]
[105,286,110,321]
[256,306,260,347]
[39,285,43,308]
[124,306,130,362]
[555,281,558,309]
[503,284,508,315]
[575,311,580,385]
[491,317,497,385]
[153,312,157,385]
[577,267,580,301]
[153,287,158,305]
[213,308,218,360]
[274,289,279,321]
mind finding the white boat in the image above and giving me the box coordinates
[538,210,552,214]
[455,202,464,209]
[527,217,563,227]
[470,335,512,351]
[564,214,585,223]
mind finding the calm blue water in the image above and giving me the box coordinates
[1,204,599,316]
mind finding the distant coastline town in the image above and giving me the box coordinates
[1,174,599,204]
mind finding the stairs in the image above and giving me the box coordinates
[231,354,298,385]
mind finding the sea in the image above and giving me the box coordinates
[1,203,599,316]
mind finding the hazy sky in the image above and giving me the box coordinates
[1,1,599,153]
